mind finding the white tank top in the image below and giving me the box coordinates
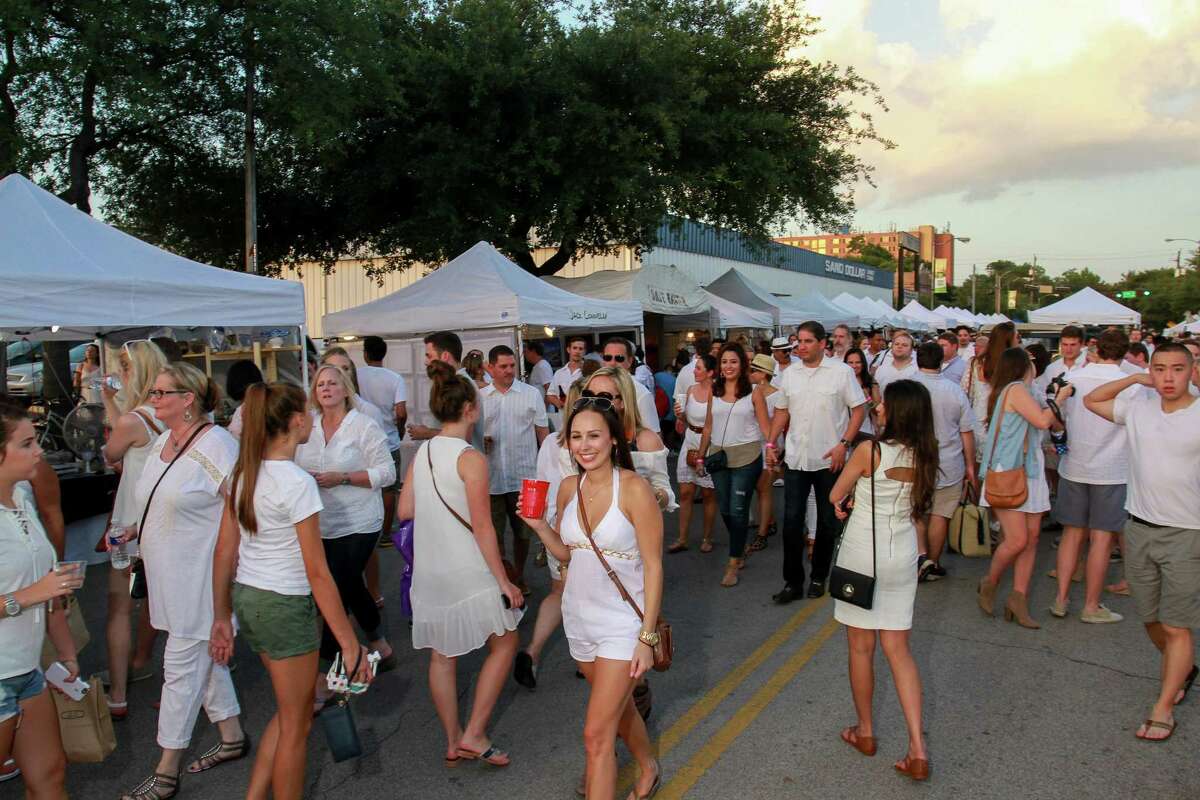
[111,405,163,525]
[710,393,760,447]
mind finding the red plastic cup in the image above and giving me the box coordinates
[520,479,551,519]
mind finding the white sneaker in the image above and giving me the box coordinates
[0,759,19,782]
[773,478,784,487]
[1080,605,1123,624]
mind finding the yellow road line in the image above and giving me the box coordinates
[656,617,841,799]
[616,597,830,790]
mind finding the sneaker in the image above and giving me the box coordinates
[929,563,948,579]
[772,478,784,488]
[1080,605,1123,624]
[0,760,19,782]
[917,556,934,583]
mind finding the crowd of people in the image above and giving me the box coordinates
[0,315,1196,798]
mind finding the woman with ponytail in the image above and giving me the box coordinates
[210,383,373,800]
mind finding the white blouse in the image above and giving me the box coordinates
[0,486,55,679]
[136,426,238,640]
[295,409,395,538]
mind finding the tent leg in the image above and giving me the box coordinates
[300,324,309,392]
[515,326,525,381]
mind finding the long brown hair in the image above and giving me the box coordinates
[877,380,939,521]
[986,347,1032,424]
[979,322,1017,383]
[230,382,307,534]
[713,342,752,400]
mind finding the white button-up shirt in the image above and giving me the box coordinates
[482,380,549,494]
[295,409,396,538]
[549,363,583,401]
[773,357,866,471]
[1035,355,1087,397]
[1058,362,1139,485]
[357,365,408,451]
[528,359,554,396]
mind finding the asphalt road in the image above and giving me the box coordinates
[8,483,1198,800]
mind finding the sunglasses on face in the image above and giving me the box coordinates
[147,389,189,400]
[601,354,627,363]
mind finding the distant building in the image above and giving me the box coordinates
[776,225,958,295]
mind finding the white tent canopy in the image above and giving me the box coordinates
[1027,286,1141,326]
[901,301,949,330]
[545,265,772,330]
[0,174,305,339]
[788,292,861,329]
[324,242,644,337]
[832,293,892,328]
[703,268,806,327]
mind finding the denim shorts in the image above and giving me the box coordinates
[0,668,46,723]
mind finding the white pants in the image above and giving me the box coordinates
[157,634,240,749]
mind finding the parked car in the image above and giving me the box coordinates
[7,341,89,397]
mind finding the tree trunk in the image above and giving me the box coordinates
[510,240,578,278]
[59,67,97,213]
[0,26,20,174]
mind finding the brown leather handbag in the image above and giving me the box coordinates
[684,391,712,470]
[576,481,672,672]
[983,384,1029,509]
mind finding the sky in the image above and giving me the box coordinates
[781,0,1200,281]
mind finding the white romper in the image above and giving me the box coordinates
[560,469,644,662]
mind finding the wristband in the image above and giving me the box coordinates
[764,443,776,449]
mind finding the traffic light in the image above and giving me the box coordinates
[1142,290,1151,296]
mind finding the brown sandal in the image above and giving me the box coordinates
[1136,718,1176,742]
[840,725,877,756]
[894,755,930,781]
[667,540,689,554]
[186,736,251,774]
[121,771,179,800]
[456,743,511,767]
[699,538,714,553]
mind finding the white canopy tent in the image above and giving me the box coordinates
[862,297,928,331]
[832,293,892,328]
[1164,319,1200,337]
[1027,287,1140,326]
[545,265,772,331]
[901,301,950,330]
[324,241,645,338]
[788,292,862,329]
[0,174,305,340]
[934,306,981,327]
[703,268,807,328]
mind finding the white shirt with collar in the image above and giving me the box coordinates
[1037,355,1087,396]
[550,362,584,400]
[295,409,396,538]
[482,380,549,495]
[875,358,919,394]
[912,371,976,488]
[1058,362,1138,486]
[772,356,867,471]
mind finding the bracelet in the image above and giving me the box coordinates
[638,629,661,647]
[764,442,776,449]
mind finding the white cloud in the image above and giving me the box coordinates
[797,0,1200,209]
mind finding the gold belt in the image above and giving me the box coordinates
[568,542,640,561]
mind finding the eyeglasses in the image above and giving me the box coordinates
[601,354,627,363]
[573,394,614,412]
[146,389,189,400]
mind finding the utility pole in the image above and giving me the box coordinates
[971,263,977,314]
[243,4,258,274]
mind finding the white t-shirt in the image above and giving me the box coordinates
[874,358,918,395]
[673,358,698,408]
[1113,391,1200,528]
[357,366,408,451]
[1058,363,1138,485]
[633,379,662,433]
[528,359,554,396]
[0,487,55,679]
[235,461,324,595]
[550,363,584,401]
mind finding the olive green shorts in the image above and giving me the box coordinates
[233,583,320,660]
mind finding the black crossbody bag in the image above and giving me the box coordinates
[829,442,877,610]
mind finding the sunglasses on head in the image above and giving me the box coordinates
[573,391,614,412]
[601,354,627,363]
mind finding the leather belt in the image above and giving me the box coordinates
[1130,515,1167,529]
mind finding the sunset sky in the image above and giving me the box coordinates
[785,0,1200,281]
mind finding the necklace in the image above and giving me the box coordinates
[169,421,202,452]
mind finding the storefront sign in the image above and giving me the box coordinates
[568,309,610,321]
[647,286,692,307]
[824,259,875,282]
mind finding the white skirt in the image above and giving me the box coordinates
[833,518,918,631]
[980,448,1051,514]
[411,586,523,658]
[676,430,714,489]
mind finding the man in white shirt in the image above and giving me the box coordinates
[874,330,918,393]
[482,344,549,593]
[1125,343,1150,373]
[633,346,656,394]
[831,325,853,360]
[912,343,977,582]
[602,337,661,433]
[955,325,975,361]
[865,329,890,374]
[1040,325,1088,387]
[1085,343,1200,742]
[1050,330,1135,625]
[523,340,554,403]
[412,331,485,452]
[766,321,867,603]
[768,336,792,388]
[548,336,587,409]
[938,331,967,386]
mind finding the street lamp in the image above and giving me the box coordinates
[1165,238,1199,244]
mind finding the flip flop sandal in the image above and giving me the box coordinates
[107,700,129,722]
[187,736,251,774]
[456,744,510,767]
[1137,718,1176,742]
[667,541,689,554]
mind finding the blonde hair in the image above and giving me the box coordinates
[120,340,168,413]
[891,330,914,347]
[160,362,221,415]
[320,346,361,393]
[309,364,357,414]
[585,367,643,437]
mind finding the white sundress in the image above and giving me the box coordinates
[676,393,715,490]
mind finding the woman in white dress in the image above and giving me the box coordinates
[397,361,523,768]
[976,347,1069,629]
[74,343,102,404]
[101,339,168,719]
[668,353,718,553]
[520,397,663,800]
[829,379,938,783]
[124,363,248,800]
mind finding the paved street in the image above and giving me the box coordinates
[12,483,1197,800]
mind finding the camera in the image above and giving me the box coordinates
[1046,373,1072,397]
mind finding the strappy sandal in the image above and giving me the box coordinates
[667,540,689,554]
[186,735,251,774]
[840,725,877,756]
[121,771,179,800]
[625,759,662,799]
[894,755,930,781]
[699,538,714,554]
[747,535,768,553]
[455,743,511,767]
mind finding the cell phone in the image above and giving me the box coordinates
[501,594,511,609]
[46,661,89,701]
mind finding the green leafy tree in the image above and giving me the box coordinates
[846,235,896,270]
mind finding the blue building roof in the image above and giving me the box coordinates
[651,217,893,290]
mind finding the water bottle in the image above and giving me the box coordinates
[104,374,123,392]
[107,526,131,570]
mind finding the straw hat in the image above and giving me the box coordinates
[751,353,777,376]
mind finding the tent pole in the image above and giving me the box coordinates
[515,326,525,381]
[300,324,309,394]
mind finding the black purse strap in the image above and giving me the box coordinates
[137,423,212,542]
[868,442,877,579]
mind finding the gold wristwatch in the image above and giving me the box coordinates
[638,629,660,647]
